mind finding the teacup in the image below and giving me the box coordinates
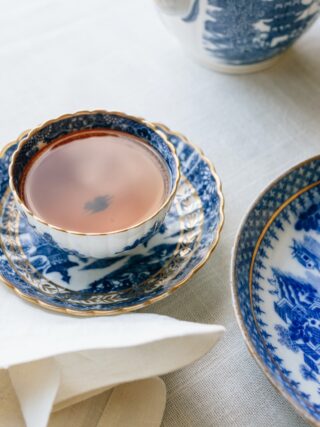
[9,110,180,258]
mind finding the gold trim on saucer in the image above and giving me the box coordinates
[1,176,201,305]
[0,123,224,316]
[231,155,320,427]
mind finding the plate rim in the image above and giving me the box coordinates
[231,154,320,426]
[0,123,224,316]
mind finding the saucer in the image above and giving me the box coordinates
[0,124,224,316]
[232,156,320,424]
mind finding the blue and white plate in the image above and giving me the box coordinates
[0,124,224,316]
[232,156,320,425]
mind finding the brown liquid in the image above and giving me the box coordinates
[22,130,170,233]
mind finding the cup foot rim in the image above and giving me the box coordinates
[188,51,285,74]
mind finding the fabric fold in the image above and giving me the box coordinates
[1,290,224,427]
[9,358,60,427]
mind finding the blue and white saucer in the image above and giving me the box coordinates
[232,156,320,425]
[0,124,224,316]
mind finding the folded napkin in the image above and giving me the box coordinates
[0,284,224,427]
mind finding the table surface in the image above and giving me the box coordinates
[1,1,319,426]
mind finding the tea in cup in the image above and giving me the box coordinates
[9,111,180,258]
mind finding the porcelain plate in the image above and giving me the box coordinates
[232,156,320,425]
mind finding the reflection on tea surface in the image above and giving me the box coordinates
[22,130,170,233]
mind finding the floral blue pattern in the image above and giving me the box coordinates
[0,125,223,315]
[233,155,320,423]
[201,0,319,66]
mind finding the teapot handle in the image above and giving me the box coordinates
[154,0,196,18]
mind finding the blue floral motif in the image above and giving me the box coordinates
[292,236,320,272]
[116,221,165,254]
[0,144,16,194]
[202,0,319,65]
[84,243,178,297]
[295,203,320,233]
[274,324,299,353]
[301,364,318,382]
[270,268,320,378]
[233,155,320,423]
[23,230,88,284]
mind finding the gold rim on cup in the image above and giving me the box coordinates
[8,110,181,236]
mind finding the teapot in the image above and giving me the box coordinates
[154,0,320,73]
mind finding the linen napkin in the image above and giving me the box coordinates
[0,283,224,427]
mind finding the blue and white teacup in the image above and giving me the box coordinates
[155,0,319,73]
[9,110,180,258]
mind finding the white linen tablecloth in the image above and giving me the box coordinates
[0,0,319,425]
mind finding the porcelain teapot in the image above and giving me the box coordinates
[155,0,320,73]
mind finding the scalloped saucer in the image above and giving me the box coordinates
[232,156,320,425]
[0,124,224,316]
